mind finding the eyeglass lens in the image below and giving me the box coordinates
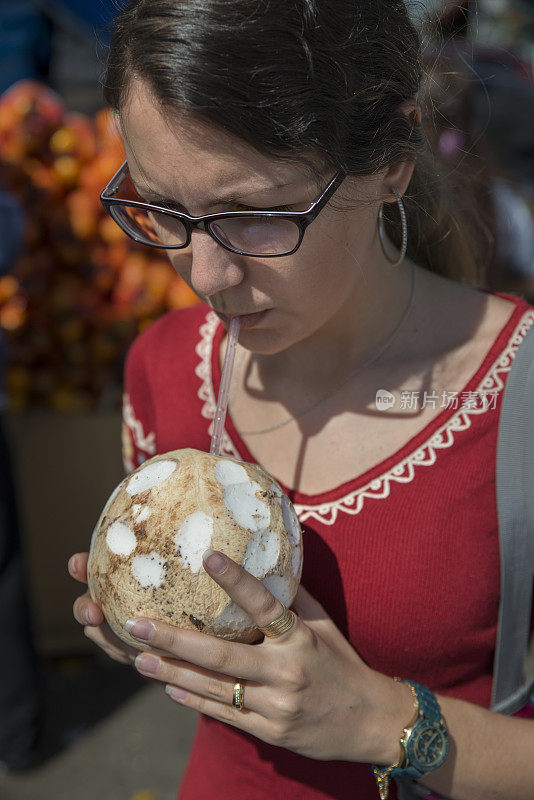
[111,203,301,255]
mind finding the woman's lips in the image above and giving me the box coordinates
[217,309,270,329]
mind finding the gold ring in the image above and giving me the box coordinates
[258,604,296,638]
[232,681,245,709]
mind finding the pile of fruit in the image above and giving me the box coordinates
[0,81,200,412]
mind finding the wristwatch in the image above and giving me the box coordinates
[371,678,450,800]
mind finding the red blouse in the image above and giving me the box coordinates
[121,292,534,800]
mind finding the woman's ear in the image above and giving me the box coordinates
[380,159,417,203]
[379,100,422,203]
[396,99,422,128]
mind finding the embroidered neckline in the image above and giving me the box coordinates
[195,306,534,526]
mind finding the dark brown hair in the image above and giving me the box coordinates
[104,0,490,285]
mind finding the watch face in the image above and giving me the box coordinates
[406,720,450,772]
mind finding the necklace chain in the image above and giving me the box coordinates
[228,263,416,436]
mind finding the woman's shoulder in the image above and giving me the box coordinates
[411,268,534,386]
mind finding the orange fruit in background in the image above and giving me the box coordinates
[52,155,80,187]
[144,260,174,302]
[0,276,20,304]
[51,113,97,161]
[0,80,203,411]
[24,159,60,193]
[50,126,76,154]
[0,80,64,128]
[80,148,125,193]
[0,298,27,330]
[99,215,126,244]
[166,277,201,309]
[102,242,130,271]
[121,252,146,287]
[66,190,99,239]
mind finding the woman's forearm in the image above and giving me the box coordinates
[362,675,534,800]
[418,694,534,800]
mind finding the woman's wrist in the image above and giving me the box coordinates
[356,671,417,765]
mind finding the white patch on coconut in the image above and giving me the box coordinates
[132,503,141,516]
[262,573,293,607]
[126,460,177,496]
[211,601,254,630]
[174,512,214,573]
[269,482,284,500]
[214,459,249,486]
[106,522,137,556]
[242,528,280,578]
[224,480,270,533]
[135,506,151,524]
[282,495,301,546]
[131,551,165,588]
[92,483,124,552]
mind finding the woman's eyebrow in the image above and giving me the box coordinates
[130,177,300,207]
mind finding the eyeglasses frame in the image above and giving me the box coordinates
[100,160,346,257]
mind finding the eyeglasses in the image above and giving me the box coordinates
[100,161,345,258]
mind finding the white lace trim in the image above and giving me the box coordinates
[195,308,534,526]
[122,391,157,472]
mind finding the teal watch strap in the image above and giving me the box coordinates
[390,680,449,780]
[371,679,449,798]
[407,680,442,723]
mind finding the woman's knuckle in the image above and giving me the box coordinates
[167,629,184,653]
[273,692,300,720]
[217,702,235,723]
[206,676,225,700]
[208,644,229,672]
[297,623,315,648]
[259,592,279,621]
[280,663,306,691]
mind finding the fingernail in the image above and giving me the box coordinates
[135,654,159,674]
[68,556,78,574]
[165,684,187,701]
[125,619,155,641]
[202,549,227,574]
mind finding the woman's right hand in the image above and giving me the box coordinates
[68,552,139,666]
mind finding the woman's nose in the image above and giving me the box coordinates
[188,229,244,299]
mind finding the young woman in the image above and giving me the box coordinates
[68,2,534,799]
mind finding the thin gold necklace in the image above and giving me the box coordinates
[228,263,416,436]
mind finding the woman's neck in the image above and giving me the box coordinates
[248,257,418,398]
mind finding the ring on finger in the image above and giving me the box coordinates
[258,604,296,638]
[232,680,245,709]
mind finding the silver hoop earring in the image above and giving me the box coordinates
[378,186,408,267]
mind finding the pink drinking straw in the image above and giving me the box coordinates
[210,316,241,456]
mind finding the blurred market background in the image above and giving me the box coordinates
[0,1,533,799]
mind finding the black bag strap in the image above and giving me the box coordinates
[492,317,534,713]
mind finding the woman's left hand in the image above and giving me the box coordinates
[128,549,411,764]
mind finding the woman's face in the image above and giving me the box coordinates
[120,79,403,356]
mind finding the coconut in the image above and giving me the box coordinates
[87,448,303,652]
